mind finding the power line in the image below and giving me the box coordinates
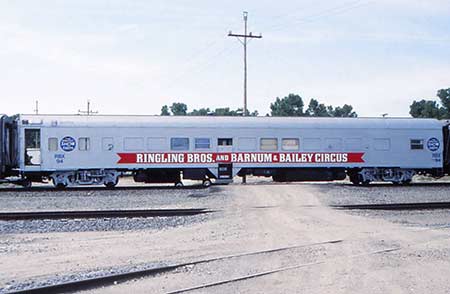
[261,0,373,33]
[156,17,245,93]
[163,45,236,93]
[228,11,262,116]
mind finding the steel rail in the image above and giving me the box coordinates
[332,201,450,210]
[6,239,343,294]
[167,247,400,294]
[0,185,207,192]
[0,208,214,220]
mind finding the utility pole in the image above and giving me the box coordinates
[78,100,98,116]
[34,100,39,115]
[228,11,262,116]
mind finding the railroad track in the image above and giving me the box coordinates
[0,208,214,221]
[3,201,449,221]
[167,247,400,294]
[333,201,450,210]
[0,185,207,193]
[7,239,343,294]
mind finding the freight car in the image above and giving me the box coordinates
[0,114,449,188]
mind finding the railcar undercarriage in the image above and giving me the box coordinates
[348,168,416,185]
[347,168,446,185]
[1,165,449,188]
[133,168,214,187]
[50,170,121,188]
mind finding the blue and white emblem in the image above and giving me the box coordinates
[60,136,76,152]
[427,138,440,151]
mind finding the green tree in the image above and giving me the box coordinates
[160,103,259,116]
[409,88,450,119]
[189,108,211,116]
[160,105,170,116]
[306,99,330,117]
[213,107,234,116]
[270,94,305,116]
[437,88,450,117]
[409,100,444,119]
[249,110,259,116]
[170,102,188,116]
[270,95,358,117]
[331,104,358,117]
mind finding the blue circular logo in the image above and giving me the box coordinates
[60,136,76,152]
[427,138,440,151]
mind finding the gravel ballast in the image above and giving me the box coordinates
[0,186,224,212]
[0,261,169,293]
[314,182,450,228]
[0,183,227,234]
[0,215,213,234]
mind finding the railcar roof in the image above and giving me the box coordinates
[17,114,444,129]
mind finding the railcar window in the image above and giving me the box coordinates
[195,138,210,149]
[218,138,233,146]
[78,137,90,151]
[25,129,40,149]
[238,137,257,151]
[260,138,278,151]
[48,138,58,151]
[303,138,321,151]
[282,138,299,151]
[410,139,424,150]
[373,138,390,151]
[124,137,144,151]
[24,129,40,166]
[171,138,189,150]
[147,137,166,151]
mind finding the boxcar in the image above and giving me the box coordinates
[0,114,449,187]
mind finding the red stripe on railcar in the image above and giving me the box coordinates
[117,152,364,164]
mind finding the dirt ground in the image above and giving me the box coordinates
[2,183,450,293]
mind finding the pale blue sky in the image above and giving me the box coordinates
[1,0,450,116]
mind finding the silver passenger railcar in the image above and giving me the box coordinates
[0,114,449,187]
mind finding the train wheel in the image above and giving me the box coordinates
[104,182,117,188]
[350,178,360,185]
[55,183,67,189]
[349,173,363,185]
[202,179,212,188]
[361,181,371,186]
[20,179,32,188]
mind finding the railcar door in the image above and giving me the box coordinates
[444,124,450,173]
[24,129,41,166]
[1,116,19,177]
[217,138,233,180]
[0,116,5,177]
